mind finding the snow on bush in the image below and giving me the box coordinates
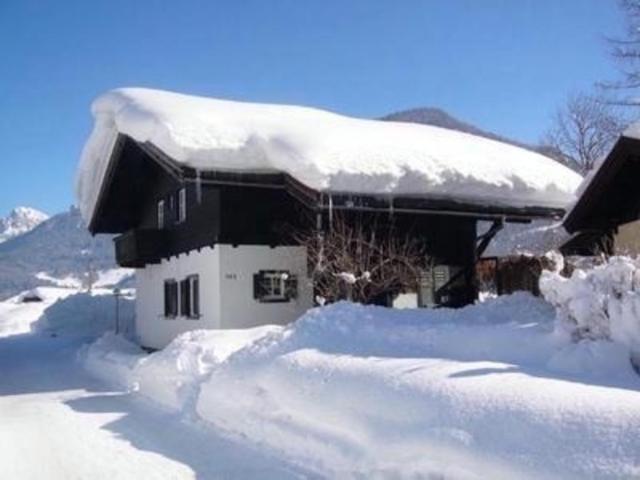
[540,256,640,361]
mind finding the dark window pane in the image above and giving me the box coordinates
[180,279,190,317]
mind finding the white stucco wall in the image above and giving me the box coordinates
[135,244,313,349]
[135,246,221,349]
[218,244,313,329]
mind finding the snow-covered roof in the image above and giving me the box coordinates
[76,88,582,224]
[563,127,640,234]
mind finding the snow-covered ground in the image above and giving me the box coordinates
[83,293,640,479]
[2,274,640,479]
[0,289,314,480]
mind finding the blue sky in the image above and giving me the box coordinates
[0,0,624,216]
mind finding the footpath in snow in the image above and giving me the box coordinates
[0,290,313,480]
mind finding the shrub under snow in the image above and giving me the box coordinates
[540,256,640,361]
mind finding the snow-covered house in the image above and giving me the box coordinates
[77,88,581,349]
[562,127,640,256]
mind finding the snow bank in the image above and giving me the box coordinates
[77,88,582,223]
[0,287,74,337]
[82,325,282,410]
[134,326,282,410]
[81,294,640,478]
[80,332,144,389]
[541,256,640,362]
[33,289,135,338]
[195,298,640,479]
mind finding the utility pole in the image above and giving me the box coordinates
[113,287,121,334]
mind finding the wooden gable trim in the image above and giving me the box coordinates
[563,135,640,233]
[88,134,125,234]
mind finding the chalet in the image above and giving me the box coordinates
[561,127,640,257]
[77,88,582,349]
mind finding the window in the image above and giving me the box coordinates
[178,187,187,223]
[157,200,165,229]
[163,279,178,317]
[180,274,200,318]
[253,270,297,303]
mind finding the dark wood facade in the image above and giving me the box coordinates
[562,134,640,256]
[92,135,567,307]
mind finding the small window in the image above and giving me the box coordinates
[178,187,187,223]
[253,270,297,303]
[180,274,200,318]
[163,279,178,317]
[157,200,165,229]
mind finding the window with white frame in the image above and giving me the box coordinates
[180,274,200,318]
[178,187,187,223]
[157,200,165,229]
[253,270,297,303]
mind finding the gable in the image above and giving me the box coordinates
[564,136,640,234]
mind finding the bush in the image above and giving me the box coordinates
[540,256,640,370]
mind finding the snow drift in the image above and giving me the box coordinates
[134,326,282,410]
[76,88,582,224]
[33,289,135,338]
[82,293,640,479]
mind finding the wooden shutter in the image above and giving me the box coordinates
[191,276,200,317]
[164,281,170,317]
[180,279,190,317]
[285,275,298,300]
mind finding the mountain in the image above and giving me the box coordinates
[0,207,48,243]
[0,206,130,300]
[381,107,574,169]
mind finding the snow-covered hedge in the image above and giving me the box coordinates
[540,256,640,362]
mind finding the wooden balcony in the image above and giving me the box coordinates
[114,229,166,268]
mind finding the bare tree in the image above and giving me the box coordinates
[602,0,640,101]
[293,213,427,305]
[542,93,624,173]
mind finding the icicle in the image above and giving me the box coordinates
[316,211,324,272]
[195,170,202,204]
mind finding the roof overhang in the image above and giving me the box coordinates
[89,134,569,234]
[563,135,640,234]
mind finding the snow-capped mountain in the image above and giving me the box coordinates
[0,206,49,243]
[0,206,131,300]
[381,107,576,171]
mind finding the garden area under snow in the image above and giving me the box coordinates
[2,258,640,479]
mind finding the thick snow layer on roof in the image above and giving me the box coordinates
[76,88,582,223]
